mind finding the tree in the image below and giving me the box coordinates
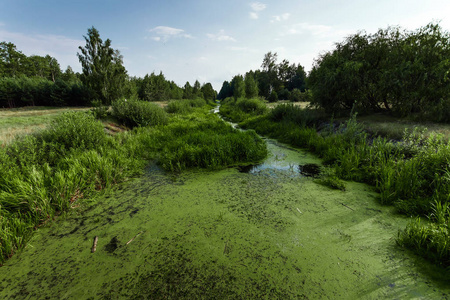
[231,75,245,100]
[193,80,202,98]
[217,81,232,100]
[0,42,27,77]
[77,27,127,104]
[261,51,278,73]
[201,83,216,102]
[244,73,258,98]
[183,81,193,99]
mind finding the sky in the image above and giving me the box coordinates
[1,0,450,91]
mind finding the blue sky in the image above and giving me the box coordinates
[1,0,450,90]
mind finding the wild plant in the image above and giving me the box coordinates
[111,98,168,128]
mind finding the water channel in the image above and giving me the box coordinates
[0,108,449,298]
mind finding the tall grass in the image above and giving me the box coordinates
[0,105,267,265]
[111,98,168,128]
[221,99,450,267]
[165,98,208,114]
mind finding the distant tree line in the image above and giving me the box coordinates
[309,23,450,120]
[0,27,216,108]
[217,52,308,102]
[0,41,89,107]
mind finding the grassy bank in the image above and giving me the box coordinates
[0,107,91,145]
[220,97,450,267]
[0,99,267,265]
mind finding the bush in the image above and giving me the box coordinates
[236,98,268,115]
[111,98,168,128]
[91,99,110,119]
[42,111,106,151]
[270,104,324,127]
[268,90,278,102]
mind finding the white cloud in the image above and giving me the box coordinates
[148,26,192,42]
[250,2,266,11]
[249,2,266,20]
[228,46,258,54]
[271,13,290,23]
[282,22,347,38]
[249,12,259,20]
[206,30,236,42]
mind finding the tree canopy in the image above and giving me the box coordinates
[77,27,127,104]
[308,22,450,120]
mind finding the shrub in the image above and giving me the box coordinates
[111,98,168,128]
[236,98,268,115]
[91,99,110,119]
[42,111,106,151]
[269,104,324,128]
[268,90,278,102]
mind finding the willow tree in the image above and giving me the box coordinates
[77,27,127,104]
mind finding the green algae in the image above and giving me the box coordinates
[0,141,449,299]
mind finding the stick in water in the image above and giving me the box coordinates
[91,236,98,253]
[126,231,144,245]
[341,203,354,211]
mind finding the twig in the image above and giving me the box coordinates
[126,231,144,245]
[91,236,98,253]
[296,208,302,214]
[341,203,354,211]
[223,240,229,254]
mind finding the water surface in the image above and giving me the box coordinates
[0,134,448,299]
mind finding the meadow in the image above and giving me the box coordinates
[0,107,91,145]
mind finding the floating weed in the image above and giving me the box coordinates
[221,99,450,267]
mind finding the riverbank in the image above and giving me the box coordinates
[1,150,448,298]
[219,97,450,268]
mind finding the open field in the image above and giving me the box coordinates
[0,107,91,145]
[356,113,450,140]
[266,101,450,141]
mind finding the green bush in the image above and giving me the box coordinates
[236,98,268,115]
[111,98,168,128]
[42,111,106,151]
[269,104,324,128]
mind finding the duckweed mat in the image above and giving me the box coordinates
[0,142,449,299]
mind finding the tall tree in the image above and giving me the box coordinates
[231,75,245,100]
[192,80,202,98]
[217,81,232,100]
[0,42,26,77]
[183,81,193,99]
[77,27,127,104]
[244,72,258,99]
[200,83,216,101]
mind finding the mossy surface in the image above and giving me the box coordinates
[0,140,448,299]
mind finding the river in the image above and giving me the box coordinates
[0,110,448,299]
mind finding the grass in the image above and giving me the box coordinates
[220,99,450,267]
[354,113,450,141]
[0,100,268,265]
[0,107,91,145]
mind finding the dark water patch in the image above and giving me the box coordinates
[298,163,321,177]
[129,208,139,217]
[104,236,120,253]
[237,164,259,173]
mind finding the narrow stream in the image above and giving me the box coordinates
[0,108,448,299]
